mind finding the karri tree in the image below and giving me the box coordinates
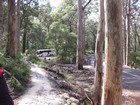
[16,0,21,52]
[101,0,123,105]
[93,0,104,105]
[77,0,83,69]
[77,0,91,69]
[126,0,131,66]
[6,0,17,58]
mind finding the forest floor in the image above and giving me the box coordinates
[14,62,140,105]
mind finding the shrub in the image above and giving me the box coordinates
[29,53,39,63]
[29,53,47,68]
[130,51,140,68]
[0,54,30,92]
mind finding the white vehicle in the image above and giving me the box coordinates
[36,49,56,57]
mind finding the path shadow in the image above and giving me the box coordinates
[123,67,140,91]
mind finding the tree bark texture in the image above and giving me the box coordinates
[123,1,127,65]
[123,19,126,65]
[134,22,137,53]
[76,0,84,69]
[137,34,140,47]
[22,25,27,53]
[93,0,104,105]
[126,0,131,66]
[133,20,137,63]
[16,0,21,52]
[101,0,123,105]
[6,0,17,58]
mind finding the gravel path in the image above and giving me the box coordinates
[14,64,65,105]
[14,62,140,105]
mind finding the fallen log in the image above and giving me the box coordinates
[45,67,65,78]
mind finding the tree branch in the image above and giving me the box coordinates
[83,0,92,10]
[4,69,21,85]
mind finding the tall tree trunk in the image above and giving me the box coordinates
[83,15,86,54]
[22,25,27,53]
[76,0,91,69]
[93,0,104,105]
[133,21,137,63]
[101,0,123,105]
[123,1,127,65]
[136,33,139,49]
[134,22,137,53]
[76,0,84,69]
[0,0,3,49]
[137,34,140,47]
[6,0,17,58]
[16,0,21,52]
[123,19,126,64]
[126,0,131,66]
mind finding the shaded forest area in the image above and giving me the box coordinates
[0,0,140,105]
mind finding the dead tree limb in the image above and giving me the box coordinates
[4,69,21,85]
[45,67,65,78]
[83,0,92,10]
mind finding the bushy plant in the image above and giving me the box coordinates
[0,54,30,92]
[8,77,23,92]
[29,53,39,63]
[29,53,47,67]
[46,22,77,63]
[130,51,140,68]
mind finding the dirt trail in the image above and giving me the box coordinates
[14,63,140,105]
[14,64,65,105]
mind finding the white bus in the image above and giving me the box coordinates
[36,49,56,57]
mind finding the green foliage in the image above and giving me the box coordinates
[29,53,39,63]
[36,60,47,68]
[1,0,98,64]
[85,49,94,54]
[47,23,77,63]
[130,51,140,68]
[85,20,98,52]
[8,77,23,92]
[57,32,77,63]
[29,54,47,68]
[0,54,30,92]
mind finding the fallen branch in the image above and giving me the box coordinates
[76,84,94,105]
[85,92,94,105]
[45,67,65,78]
[4,69,21,85]
[83,0,92,10]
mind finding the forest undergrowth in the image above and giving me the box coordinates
[45,62,140,105]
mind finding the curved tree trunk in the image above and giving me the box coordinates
[93,0,104,105]
[101,0,123,105]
